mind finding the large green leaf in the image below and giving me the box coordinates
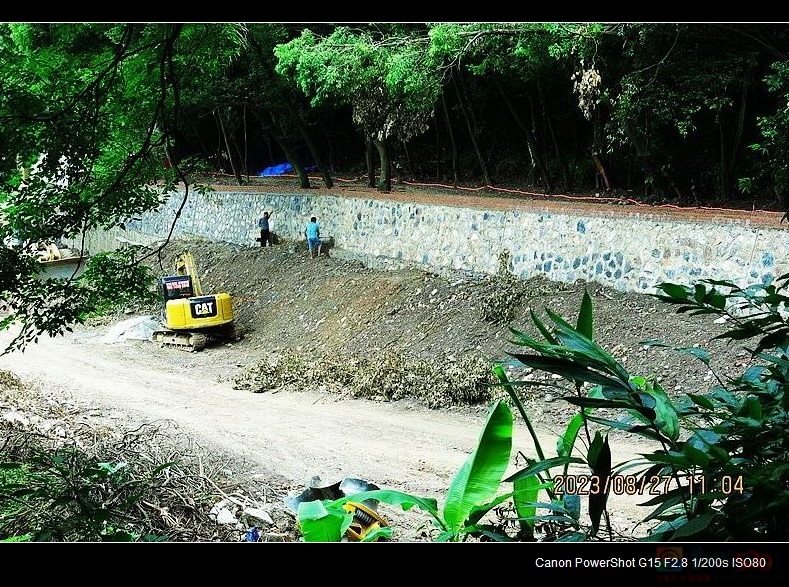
[527,309,560,346]
[558,385,603,462]
[508,354,628,389]
[442,400,513,533]
[641,341,711,365]
[467,491,515,526]
[545,308,630,382]
[296,500,351,542]
[665,511,717,539]
[492,363,547,463]
[336,489,440,520]
[507,325,561,354]
[643,382,681,442]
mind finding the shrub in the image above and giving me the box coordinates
[496,275,789,541]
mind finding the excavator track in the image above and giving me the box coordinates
[152,330,208,352]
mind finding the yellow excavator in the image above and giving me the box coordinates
[152,252,235,351]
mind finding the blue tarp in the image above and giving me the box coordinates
[259,162,293,176]
[259,162,319,176]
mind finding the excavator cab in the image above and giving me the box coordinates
[159,274,194,302]
[153,253,235,351]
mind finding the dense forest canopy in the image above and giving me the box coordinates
[1,22,788,350]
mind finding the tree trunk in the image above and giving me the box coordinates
[591,106,612,191]
[440,93,459,187]
[297,123,333,188]
[723,77,748,202]
[240,105,249,181]
[281,141,311,189]
[495,80,552,192]
[229,135,249,181]
[371,136,391,192]
[262,109,311,189]
[538,80,571,192]
[283,99,334,189]
[269,128,310,189]
[592,153,611,191]
[401,139,413,179]
[452,71,492,187]
[365,135,376,188]
[215,109,243,186]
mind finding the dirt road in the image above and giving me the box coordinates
[0,323,657,541]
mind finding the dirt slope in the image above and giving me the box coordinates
[0,236,751,542]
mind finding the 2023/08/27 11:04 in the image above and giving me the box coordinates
[552,473,745,496]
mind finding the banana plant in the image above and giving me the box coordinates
[294,399,515,542]
[497,288,626,538]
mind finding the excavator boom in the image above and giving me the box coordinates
[174,252,203,295]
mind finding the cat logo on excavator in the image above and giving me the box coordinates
[151,252,236,351]
[191,299,216,317]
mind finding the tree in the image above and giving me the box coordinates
[244,24,337,189]
[571,23,789,203]
[0,23,244,353]
[427,23,593,192]
[746,59,789,211]
[274,25,442,192]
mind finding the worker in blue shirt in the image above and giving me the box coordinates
[305,216,322,259]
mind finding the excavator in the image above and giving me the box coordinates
[152,252,236,351]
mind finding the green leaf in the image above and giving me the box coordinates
[513,475,540,535]
[508,354,629,389]
[655,283,691,300]
[687,393,715,409]
[587,432,611,534]
[505,456,584,483]
[564,397,640,410]
[492,363,548,464]
[576,288,594,340]
[558,413,584,459]
[563,494,581,520]
[296,500,351,542]
[467,491,514,525]
[508,322,557,353]
[641,341,711,365]
[681,444,710,467]
[671,511,717,539]
[529,308,560,345]
[642,452,694,468]
[1,534,33,542]
[640,487,688,517]
[643,384,681,442]
[360,526,394,542]
[545,308,630,381]
[557,531,588,542]
[442,400,513,533]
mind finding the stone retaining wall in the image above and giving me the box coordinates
[77,188,789,294]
